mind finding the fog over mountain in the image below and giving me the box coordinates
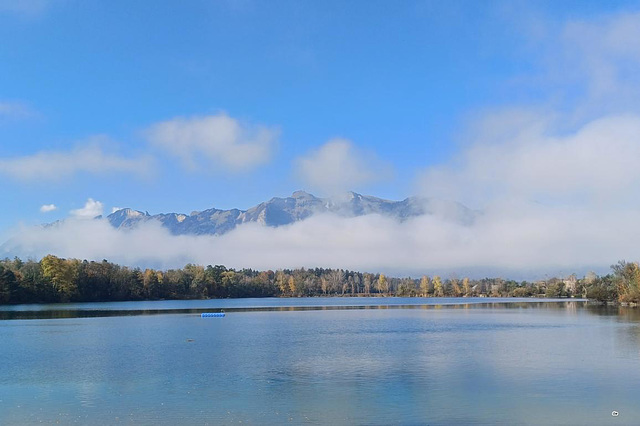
[105,191,477,236]
[1,186,630,280]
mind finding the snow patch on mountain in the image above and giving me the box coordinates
[105,191,478,236]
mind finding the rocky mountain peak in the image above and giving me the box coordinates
[103,191,477,236]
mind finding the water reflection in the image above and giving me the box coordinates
[2,300,640,425]
[0,299,593,320]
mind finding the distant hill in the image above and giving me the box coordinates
[105,191,478,235]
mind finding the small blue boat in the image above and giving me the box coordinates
[201,312,225,318]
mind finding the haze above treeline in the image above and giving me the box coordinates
[1,190,622,280]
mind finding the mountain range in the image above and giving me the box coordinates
[104,191,477,236]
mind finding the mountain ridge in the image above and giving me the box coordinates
[106,191,477,236]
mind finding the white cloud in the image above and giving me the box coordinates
[294,138,392,195]
[70,198,104,219]
[111,207,122,214]
[1,208,633,279]
[419,12,640,207]
[0,143,155,181]
[5,11,640,279]
[39,204,57,213]
[562,12,640,104]
[418,113,640,206]
[0,0,51,15]
[145,113,278,172]
[404,10,640,277]
[0,101,34,121]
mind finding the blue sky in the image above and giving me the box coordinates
[2,1,640,276]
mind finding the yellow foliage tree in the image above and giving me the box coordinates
[143,268,160,298]
[377,274,388,294]
[462,277,471,296]
[433,275,443,297]
[420,276,430,297]
[288,276,296,295]
[612,261,640,303]
[276,270,287,294]
[41,255,78,302]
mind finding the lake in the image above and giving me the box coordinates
[1,297,639,425]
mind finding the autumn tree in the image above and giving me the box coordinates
[184,264,207,298]
[462,277,471,297]
[302,276,317,296]
[221,270,239,296]
[433,275,444,297]
[420,276,430,297]
[451,279,462,297]
[320,277,328,295]
[41,255,78,302]
[275,270,287,295]
[585,275,617,302]
[142,268,160,299]
[544,280,564,298]
[352,274,360,295]
[397,277,416,297]
[377,274,389,294]
[327,269,345,294]
[288,275,297,295]
[363,274,372,295]
[612,261,640,303]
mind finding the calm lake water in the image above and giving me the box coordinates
[1,297,639,425]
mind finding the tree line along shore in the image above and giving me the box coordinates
[0,255,638,305]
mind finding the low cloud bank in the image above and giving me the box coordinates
[3,205,634,279]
